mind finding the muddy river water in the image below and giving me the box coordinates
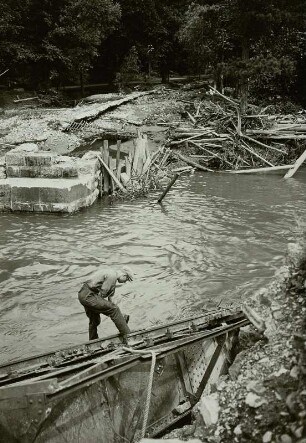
[0,170,306,364]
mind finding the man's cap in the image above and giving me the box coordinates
[121,266,133,281]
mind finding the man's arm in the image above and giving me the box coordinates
[99,273,117,299]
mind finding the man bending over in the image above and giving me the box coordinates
[78,266,133,344]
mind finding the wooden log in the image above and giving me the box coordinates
[116,140,121,178]
[190,141,234,168]
[0,68,9,78]
[120,172,130,186]
[240,141,274,167]
[138,134,147,175]
[208,86,238,107]
[102,140,110,194]
[96,154,127,192]
[157,173,180,203]
[125,152,132,178]
[170,133,205,145]
[284,149,306,179]
[13,96,39,103]
[175,152,214,172]
[227,164,294,174]
[241,134,286,154]
[172,166,194,173]
[186,111,196,124]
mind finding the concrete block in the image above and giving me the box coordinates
[11,202,34,211]
[10,183,40,203]
[25,152,55,167]
[19,166,42,178]
[62,166,78,178]
[33,203,52,212]
[77,158,100,176]
[5,152,26,166]
[39,186,71,204]
[0,180,11,208]
[40,166,63,178]
[6,166,21,177]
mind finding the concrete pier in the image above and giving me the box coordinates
[0,144,100,213]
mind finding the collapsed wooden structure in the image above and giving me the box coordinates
[0,307,249,443]
[96,133,173,198]
[167,86,306,178]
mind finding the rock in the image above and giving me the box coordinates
[262,431,273,442]
[247,380,266,395]
[196,393,219,426]
[293,426,304,438]
[140,440,202,443]
[290,365,299,379]
[280,434,292,443]
[234,424,242,435]
[14,143,39,153]
[245,392,267,408]
[228,350,249,379]
[274,367,288,377]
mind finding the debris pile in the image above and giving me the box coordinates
[96,133,172,199]
[167,87,306,175]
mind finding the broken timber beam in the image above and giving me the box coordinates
[96,154,127,192]
[227,165,294,174]
[157,173,180,203]
[175,152,214,172]
[284,149,306,179]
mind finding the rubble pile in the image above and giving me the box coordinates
[161,239,306,443]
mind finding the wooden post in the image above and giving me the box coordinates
[157,173,179,203]
[102,140,110,194]
[108,155,114,193]
[99,145,104,196]
[116,140,121,178]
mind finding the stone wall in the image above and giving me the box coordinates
[0,144,101,213]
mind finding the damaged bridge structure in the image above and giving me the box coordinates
[0,144,101,212]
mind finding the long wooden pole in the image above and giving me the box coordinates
[157,173,179,203]
[102,140,110,194]
[227,164,294,174]
[241,134,286,154]
[96,154,127,192]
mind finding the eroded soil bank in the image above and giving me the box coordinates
[161,236,306,443]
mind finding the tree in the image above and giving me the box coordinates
[50,0,121,91]
[178,0,306,108]
[0,0,121,90]
[119,45,141,85]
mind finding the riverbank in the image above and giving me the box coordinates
[160,233,306,443]
[1,84,305,181]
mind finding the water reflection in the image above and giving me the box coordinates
[0,170,305,363]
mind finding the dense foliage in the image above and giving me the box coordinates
[0,0,305,104]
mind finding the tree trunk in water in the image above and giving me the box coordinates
[240,39,249,114]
